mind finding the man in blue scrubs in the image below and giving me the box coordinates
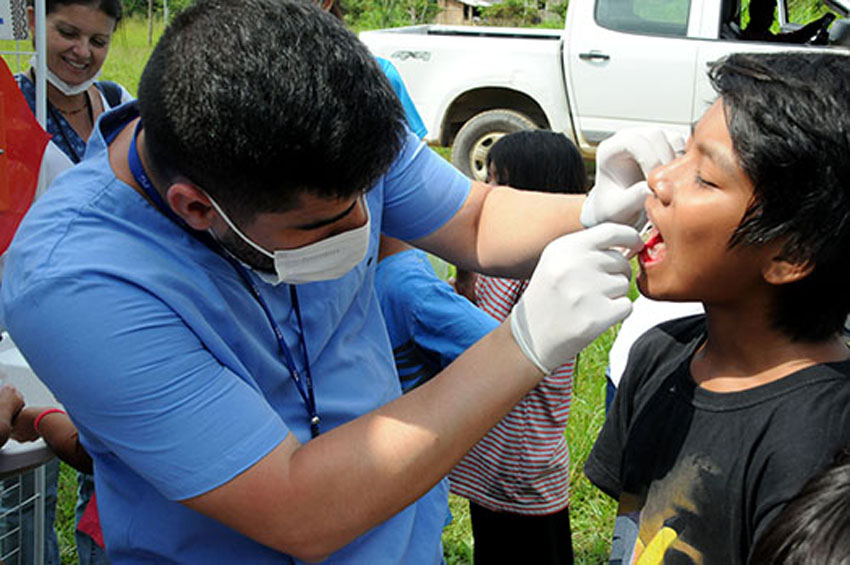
[0,1,661,562]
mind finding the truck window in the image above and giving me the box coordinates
[596,0,691,36]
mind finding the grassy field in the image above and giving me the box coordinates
[4,16,621,564]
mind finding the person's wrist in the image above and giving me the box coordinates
[509,304,552,375]
[33,408,65,435]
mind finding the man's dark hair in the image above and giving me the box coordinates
[709,52,850,342]
[137,0,406,222]
[750,450,850,564]
[486,130,588,195]
[33,0,122,22]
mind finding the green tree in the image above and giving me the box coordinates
[344,0,440,29]
[121,0,194,19]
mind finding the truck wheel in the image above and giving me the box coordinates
[451,109,537,181]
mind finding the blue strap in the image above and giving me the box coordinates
[127,121,320,438]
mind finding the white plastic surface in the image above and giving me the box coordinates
[0,334,59,478]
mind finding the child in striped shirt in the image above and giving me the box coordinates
[451,130,588,564]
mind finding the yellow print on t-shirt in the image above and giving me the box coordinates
[610,454,718,564]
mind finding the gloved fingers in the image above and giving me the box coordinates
[617,180,652,229]
[596,127,684,192]
[626,128,682,177]
[606,295,635,324]
[630,181,652,228]
[597,127,659,160]
[595,136,643,188]
[580,222,643,254]
[599,270,633,299]
[576,293,635,336]
[596,249,636,280]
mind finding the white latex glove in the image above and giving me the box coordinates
[581,128,686,229]
[510,223,642,374]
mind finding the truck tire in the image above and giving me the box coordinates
[451,109,537,181]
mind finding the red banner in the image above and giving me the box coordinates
[0,57,50,254]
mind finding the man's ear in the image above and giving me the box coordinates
[166,183,216,231]
[763,254,814,285]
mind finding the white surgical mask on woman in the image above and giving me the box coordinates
[207,194,371,286]
[29,55,101,96]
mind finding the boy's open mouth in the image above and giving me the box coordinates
[639,224,666,265]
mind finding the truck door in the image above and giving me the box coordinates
[564,0,698,145]
[690,0,834,123]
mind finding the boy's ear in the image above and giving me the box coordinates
[763,254,814,285]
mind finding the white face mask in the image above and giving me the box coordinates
[29,55,101,96]
[207,195,371,286]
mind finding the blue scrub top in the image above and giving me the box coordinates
[376,248,498,392]
[1,102,470,563]
[377,57,428,139]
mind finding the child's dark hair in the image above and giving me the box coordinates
[486,130,588,195]
[709,52,850,342]
[750,450,850,564]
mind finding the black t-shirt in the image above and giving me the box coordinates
[586,315,850,564]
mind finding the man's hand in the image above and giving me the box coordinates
[581,128,685,228]
[509,223,642,373]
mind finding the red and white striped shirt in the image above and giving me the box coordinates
[449,275,573,514]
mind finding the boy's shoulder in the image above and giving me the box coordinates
[619,313,706,394]
[649,312,706,341]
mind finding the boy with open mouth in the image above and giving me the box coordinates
[586,51,850,564]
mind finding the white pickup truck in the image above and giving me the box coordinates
[360,0,850,180]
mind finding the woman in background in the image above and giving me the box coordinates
[19,0,132,168]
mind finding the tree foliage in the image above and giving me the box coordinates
[343,0,441,29]
[121,0,194,18]
[120,0,828,31]
[121,0,442,29]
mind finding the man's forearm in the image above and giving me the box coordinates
[414,181,586,279]
[183,322,543,561]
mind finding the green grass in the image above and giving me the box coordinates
[56,464,79,564]
[98,17,167,96]
[3,15,621,563]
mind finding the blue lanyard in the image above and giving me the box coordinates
[232,267,320,439]
[127,121,321,438]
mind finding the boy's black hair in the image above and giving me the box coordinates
[137,0,406,223]
[485,130,588,195]
[31,0,122,21]
[709,52,850,342]
[750,450,850,564]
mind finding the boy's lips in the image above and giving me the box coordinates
[639,224,666,265]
